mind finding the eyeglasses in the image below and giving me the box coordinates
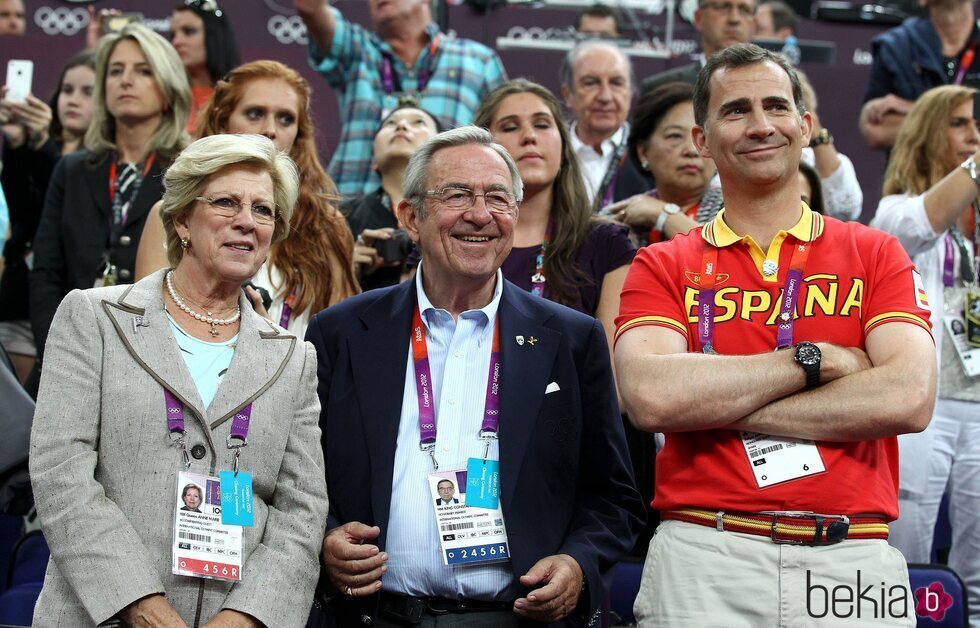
[185,0,222,16]
[423,187,518,215]
[701,1,756,17]
[196,195,278,225]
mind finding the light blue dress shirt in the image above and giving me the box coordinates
[383,263,514,600]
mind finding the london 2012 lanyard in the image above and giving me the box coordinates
[165,388,252,473]
[530,217,554,297]
[279,286,299,329]
[598,140,629,209]
[954,42,978,85]
[411,304,500,470]
[697,240,811,353]
[380,35,441,95]
[108,152,155,227]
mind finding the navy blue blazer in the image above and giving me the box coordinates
[305,278,645,626]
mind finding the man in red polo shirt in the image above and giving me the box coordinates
[616,44,937,626]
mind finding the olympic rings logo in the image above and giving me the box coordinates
[34,6,88,36]
[268,15,307,45]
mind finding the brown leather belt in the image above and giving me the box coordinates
[663,508,890,545]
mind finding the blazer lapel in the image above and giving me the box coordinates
[497,284,559,513]
[207,292,295,429]
[348,282,415,537]
[102,269,206,419]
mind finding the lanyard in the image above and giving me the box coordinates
[411,304,500,470]
[697,239,811,353]
[165,388,252,473]
[278,287,299,328]
[954,42,978,85]
[598,140,629,209]
[108,153,155,226]
[380,35,440,95]
[530,218,554,297]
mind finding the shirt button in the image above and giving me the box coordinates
[190,444,207,460]
[119,235,131,246]
[454,352,460,358]
[118,268,132,280]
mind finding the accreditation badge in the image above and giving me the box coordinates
[740,432,826,488]
[428,469,509,567]
[966,289,980,349]
[944,287,980,377]
[172,470,243,582]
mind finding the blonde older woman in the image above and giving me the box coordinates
[30,134,328,627]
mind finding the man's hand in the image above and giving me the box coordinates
[816,342,872,383]
[321,522,387,597]
[513,554,584,623]
[118,594,188,628]
[353,227,397,274]
[202,610,261,628]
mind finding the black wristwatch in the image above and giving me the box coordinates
[794,341,821,389]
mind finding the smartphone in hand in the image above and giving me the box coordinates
[5,60,33,105]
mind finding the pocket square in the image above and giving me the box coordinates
[545,382,560,394]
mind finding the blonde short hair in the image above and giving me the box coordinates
[85,23,190,163]
[159,134,300,267]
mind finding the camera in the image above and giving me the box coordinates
[373,229,415,263]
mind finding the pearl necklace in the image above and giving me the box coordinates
[166,270,240,337]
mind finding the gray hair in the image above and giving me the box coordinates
[160,134,300,267]
[693,43,805,127]
[85,23,190,162]
[403,126,524,218]
[559,39,635,95]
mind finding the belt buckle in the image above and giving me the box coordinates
[767,511,850,545]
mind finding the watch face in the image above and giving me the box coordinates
[797,344,820,366]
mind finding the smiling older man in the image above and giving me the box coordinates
[306,126,644,627]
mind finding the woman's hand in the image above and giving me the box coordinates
[119,594,188,628]
[607,194,664,228]
[202,610,262,628]
[5,94,52,150]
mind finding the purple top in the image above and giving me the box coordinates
[501,222,635,316]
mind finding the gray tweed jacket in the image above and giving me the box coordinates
[29,269,327,627]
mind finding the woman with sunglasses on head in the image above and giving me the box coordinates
[870,85,980,626]
[0,50,96,385]
[137,60,359,337]
[170,0,240,133]
[29,24,189,363]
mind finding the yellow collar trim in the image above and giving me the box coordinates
[702,202,824,248]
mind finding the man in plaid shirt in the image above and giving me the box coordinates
[296,0,508,198]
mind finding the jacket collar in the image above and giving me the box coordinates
[102,268,296,435]
[702,201,824,248]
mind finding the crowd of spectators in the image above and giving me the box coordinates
[1,0,978,626]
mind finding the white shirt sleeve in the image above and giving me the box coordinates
[869,193,944,258]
